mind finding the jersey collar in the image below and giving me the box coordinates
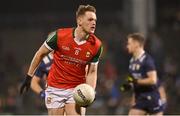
[133,50,145,61]
[73,27,90,40]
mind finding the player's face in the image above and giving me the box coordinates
[126,38,139,54]
[79,11,97,34]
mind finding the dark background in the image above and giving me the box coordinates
[0,0,180,115]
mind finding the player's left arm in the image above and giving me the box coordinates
[86,45,103,89]
[158,83,167,103]
[86,63,98,89]
[137,70,157,85]
[136,56,157,85]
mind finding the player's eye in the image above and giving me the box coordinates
[88,18,96,22]
[88,18,93,21]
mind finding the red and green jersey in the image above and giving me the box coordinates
[44,28,103,89]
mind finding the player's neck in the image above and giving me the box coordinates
[74,27,89,41]
[133,48,145,60]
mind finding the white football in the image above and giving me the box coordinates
[73,84,95,107]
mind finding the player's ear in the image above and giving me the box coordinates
[77,16,82,26]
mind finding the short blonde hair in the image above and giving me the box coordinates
[76,4,96,18]
[127,33,146,46]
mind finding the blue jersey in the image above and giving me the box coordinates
[129,52,163,113]
[129,52,158,94]
[34,53,53,78]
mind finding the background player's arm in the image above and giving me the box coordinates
[31,76,43,94]
[159,84,167,103]
[137,70,157,85]
[136,56,157,85]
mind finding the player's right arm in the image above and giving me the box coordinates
[31,75,42,94]
[20,44,51,94]
[27,44,51,77]
[29,31,57,77]
[20,31,57,94]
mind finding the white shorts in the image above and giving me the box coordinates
[45,86,75,109]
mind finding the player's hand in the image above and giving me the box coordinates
[126,76,137,84]
[39,90,46,99]
[160,98,167,111]
[81,104,90,108]
[120,83,132,92]
[20,74,32,95]
[81,97,96,108]
[81,91,96,108]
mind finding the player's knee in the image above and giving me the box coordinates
[48,108,64,115]
[128,108,146,115]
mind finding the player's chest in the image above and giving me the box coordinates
[129,61,143,73]
[129,61,146,79]
[57,38,95,61]
[129,59,144,71]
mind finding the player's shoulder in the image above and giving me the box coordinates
[56,27,73,35]
[54,27,74,40]
[89,34,102,46]
[47,27,73,38]
[144,52,154,60]
[90,34,102,42]
[57,27,73,32]
[144,52,155,64]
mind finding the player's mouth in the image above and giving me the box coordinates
[90,26,95,31]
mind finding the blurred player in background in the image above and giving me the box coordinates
[125,33,165,115]
[31,52,53,98]
[20,4,103,115]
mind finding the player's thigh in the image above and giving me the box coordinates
[65,103,86,115]
[152,111,163,116]
[48,108,65,115]
[129,108,146,115]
